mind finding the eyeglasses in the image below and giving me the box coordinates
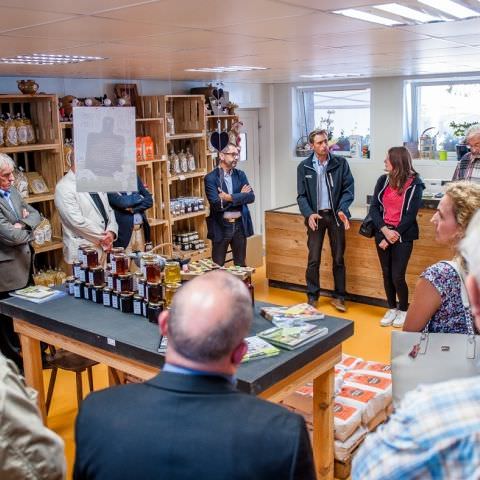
[224,151,239,159]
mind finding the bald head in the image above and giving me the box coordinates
[167,271,253,363]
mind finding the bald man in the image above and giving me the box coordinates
[74,271,315,480]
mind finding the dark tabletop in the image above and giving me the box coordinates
[0,294,353,395]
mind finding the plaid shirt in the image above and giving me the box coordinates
[452,153,480,183]
[352,376,480,480]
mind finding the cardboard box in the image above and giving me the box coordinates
[246,234,263,268]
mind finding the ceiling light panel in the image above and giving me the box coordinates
[332,8,403,26]
[0,53,106,65]
[185,66,268,73]
[374,3,441,22]
[417,0,480,19]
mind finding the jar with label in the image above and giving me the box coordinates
[116,274,133,293]
[133,295,143,315]
[78,244,90,266]
[138,278,146,298]
[147,302,163,324]
[88,266,105,287]
[111,291,120,309]
[144,261,161,283]
[112,253,128,275]
[83,283,92,301]
[120,292,134,314]
[65,276,75,295]
[73,280,84,299]
[142,299,149,318]
[164,261,181,284]
[92,285,104,304]
[102,287,112,307]
[146,282,163,303]
[165,283,181,308]
[79,266,89,283]
[132,271,143,292]
[85,248,99,268]
[109,247,125,271]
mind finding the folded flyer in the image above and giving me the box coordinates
[258,323,328,350]
[242,336,280,363]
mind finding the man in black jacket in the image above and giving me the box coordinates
[74,271,315,480]
[297,129,354,312]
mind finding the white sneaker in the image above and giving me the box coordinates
[380,309,398,327]
[393,310,407,328]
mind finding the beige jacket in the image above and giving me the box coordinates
[0,186,41,292]
[54,170,118,264]
[0,354,66,479]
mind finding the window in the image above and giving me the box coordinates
[408,80,480,153]
[297,86,371,158]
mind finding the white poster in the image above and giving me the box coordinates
[73,107,136,192]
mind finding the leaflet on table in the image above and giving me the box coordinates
[241,336,280,363]
[261,303,325,322]
[10,287,66,303]
[258,323,328,350]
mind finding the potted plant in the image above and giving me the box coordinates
[449,121,479,160]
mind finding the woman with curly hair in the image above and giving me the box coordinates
[403,181,480,333]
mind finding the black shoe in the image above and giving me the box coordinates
[307,297,318,308]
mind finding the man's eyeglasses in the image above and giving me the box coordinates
[224,151,239,159]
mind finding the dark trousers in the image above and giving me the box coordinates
[0,291,22,370]
[212,219,247,267]
[375,240,413,311]
[306,212,346,300]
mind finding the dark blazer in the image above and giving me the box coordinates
[74,372,315,480]
[297,152,354,225]
[369,174,425,242]
[107,176,153,249]
[0,186,41,292]
[204,168,254,243]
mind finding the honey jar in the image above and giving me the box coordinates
[164,261,181,284]
[146,281,163,303]
[147,302,163,324]
[144,261,161,283]
[116,273,133,293]
[88,266,105,287]
[165,283,181,308]
[85,248,99,268]
[112,253,128,275]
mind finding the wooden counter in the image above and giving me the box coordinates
[265,203,452,306]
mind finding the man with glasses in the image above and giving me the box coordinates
[0,153,41,368]
[204,143,254,266]
[453,125,480,183]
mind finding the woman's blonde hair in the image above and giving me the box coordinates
[445,181,480,234]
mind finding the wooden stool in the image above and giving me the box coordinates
[45,346,98,414]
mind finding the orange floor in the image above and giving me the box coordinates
[44,263,393,478]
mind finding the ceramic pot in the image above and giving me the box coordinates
[17,79,39,95]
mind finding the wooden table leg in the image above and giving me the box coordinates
[18,328,47,422]
[313,365,335,480]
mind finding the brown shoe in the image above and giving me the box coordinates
[331,298,347,313]
[307,297,318,308]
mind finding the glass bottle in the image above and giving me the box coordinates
[186,146,196,171]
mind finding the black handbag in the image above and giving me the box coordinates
[359,213,375,238]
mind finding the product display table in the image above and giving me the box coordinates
[0,294,353,480]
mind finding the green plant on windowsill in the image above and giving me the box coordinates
[449,121,479,141]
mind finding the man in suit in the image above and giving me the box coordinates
[0,153,41,368]
[54,156,118,267]
[204,143,254,266]
[74,271,315,480]
[107,175,153,251]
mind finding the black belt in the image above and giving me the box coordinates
[318,209,332,214]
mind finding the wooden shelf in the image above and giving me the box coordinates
[148,218,168,227]
[0,143,60,154]
[136,118,162,123]
[206,115,238,119]
[136,156,165,166]
[169,170,207,183]
[175,247,211,261]
[25,193,54,204]
[33,237,63,254]
[166,132,205,141]
[171,210,207,223]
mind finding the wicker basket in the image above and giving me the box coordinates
[296,136,311,157]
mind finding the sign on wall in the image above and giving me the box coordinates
[73,107,136,192]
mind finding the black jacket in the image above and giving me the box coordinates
[107,176,153,248]
[369,174,425,242]
[297,153,354,225]
[74,372,315,480]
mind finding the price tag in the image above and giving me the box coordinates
[107,337,116,347]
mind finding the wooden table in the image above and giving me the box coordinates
[0,294,353,480]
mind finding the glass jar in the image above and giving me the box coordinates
[88,266,105,287]
[144,261,161,283]
[73,280,84,298]
[111,291,120,309]
[133,295,143,315]
[78,244,90,266]
[65,276,75,295]
[120,292,134,314]
[138,278,146,298]
[164,261,181,284]
[165,283,181,308]
[83,283,92,301]
[146,282,163,303]
[112,253,128,275]
[132,271,143,292]
[116,274,133,293]
[147,302,163,324]
[85,248,99,268]
[92,285,104,304]
[107,271,116,290]
[72,261,82,279]
[102,287,112,307]
[142,299,148,318]
[79,266,89,283]
[108,247,124,265]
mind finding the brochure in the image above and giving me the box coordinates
[242,336,280,363]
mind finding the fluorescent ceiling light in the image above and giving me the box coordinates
[299,73,363,78]
[333,8,403,25]
[417,0,480,19]
[185,66,268,73]
[0,53,106,65]
[374,3,441,22]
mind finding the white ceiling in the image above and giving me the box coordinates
[0,0,480,82]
